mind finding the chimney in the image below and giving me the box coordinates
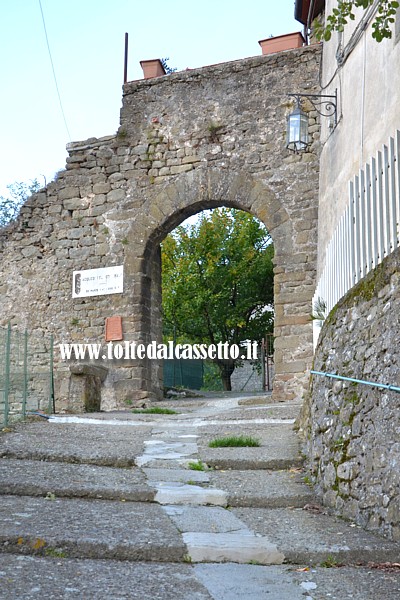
[140,59,166,79]
[258,32,306,55]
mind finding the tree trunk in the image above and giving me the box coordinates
[218,360,235,391]
[221,373,232,391]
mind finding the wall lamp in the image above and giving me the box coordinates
[286,90,337,152]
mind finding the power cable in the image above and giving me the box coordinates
[38,0,72,141]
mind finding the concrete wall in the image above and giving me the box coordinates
[0,45,322,410]
[317,0,400,274]
[302,246,400,541]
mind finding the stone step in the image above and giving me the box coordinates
[198,423,303,471]
[0,495,185,563]
[0,554,213,600]
[183,531,284,565]
[0,460,313,510]
[144,467,313,509]
[208,469,314,508]
[0,458,154,502]
[0,554,399,600]
[232,507,400,565]
[0,422,149,467]
[160,504,400,566]
[199,454,303,471]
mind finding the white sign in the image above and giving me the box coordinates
[72,266,124,298]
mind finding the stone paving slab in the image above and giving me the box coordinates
[154,482,227,506]
[194,564,307,600]
[0,555,212,600]
[0,458,154,502]
[208,469,315,508]
[163,505,249,534]
[149,431,199,440]
[136,440,198,466]
[183,532,285,564]
[144,467,210,484]
[232,507,400,564]
[0,495,185,562]
[0,423,148,466]
[194,563,400,600]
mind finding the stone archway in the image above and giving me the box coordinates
[118,168,314,403]
[0,44,321,410]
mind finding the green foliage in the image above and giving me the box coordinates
[202,361,224,391]
[208,435,261,448]
[45,547,67,558]
[314,1,399,42]
[161,57,177,74]
[188,460,206,471]
[311,297,327,322]
[161,208,274,390]
[44,492,56,501]
[0,179,40,227]
[320,555,340,568]
[131,407,177,414]
[207,122,224,141]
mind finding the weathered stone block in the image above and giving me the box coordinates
[59,187,80,200]
[93,183,111,194]
[107,189,126,202]
[64,197,88,210]
[170,164,193,174]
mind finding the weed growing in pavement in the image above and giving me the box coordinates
[188,460,206,471]
[208,435,260,448]
[320,555,340,568]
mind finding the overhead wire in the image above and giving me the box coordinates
[38,0,72,141]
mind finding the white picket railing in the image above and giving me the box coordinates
[313,129,400,347]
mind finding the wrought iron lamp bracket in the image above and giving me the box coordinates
[288,90,337,126]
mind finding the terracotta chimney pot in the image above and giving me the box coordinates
[140,59,166,79]
[258,32,306,55]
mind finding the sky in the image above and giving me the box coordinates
[0,1,301,197]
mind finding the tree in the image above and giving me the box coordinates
[161,208,274,390]
[314,0,399,42]
[0,180,40,228]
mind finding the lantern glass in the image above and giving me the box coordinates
[286,107,309,152]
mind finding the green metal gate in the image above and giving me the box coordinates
[0,323,54,427]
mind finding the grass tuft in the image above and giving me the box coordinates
[188,460,206,471]
[320,555,340,568]
[131,407,177,415]
[208,435,260,448]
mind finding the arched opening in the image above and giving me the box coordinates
[119,169,315,405]
[160,206,275,394]
[138,196,278,400]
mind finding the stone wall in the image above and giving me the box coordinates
[0,45,322,410]
[302,248,400,541]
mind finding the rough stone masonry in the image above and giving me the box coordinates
[302,246,400,541]
[0,44,321,411]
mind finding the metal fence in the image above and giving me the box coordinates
[0,323,54,426]
[313,129,400,345]
[164,358,204,389]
